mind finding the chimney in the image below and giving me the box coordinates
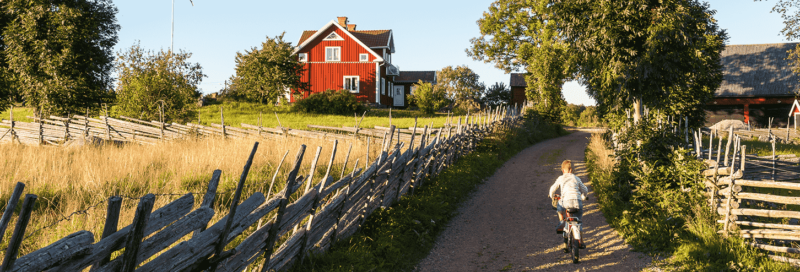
[337,17,348,27]
[347,24,357,31]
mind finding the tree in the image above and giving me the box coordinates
[408,81,450,114]
[113,42,205,122]
[470,0,727,126]
[4,0,119,116]
[228,33,307,104]
[482,82,511,106]
[437,65,485,103]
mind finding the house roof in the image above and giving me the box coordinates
[297,30,393,51]
[510,73,527,87]
[717,42,800,97]
[395,71,436,84]
[293,20,384,61]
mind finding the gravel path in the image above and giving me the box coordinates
[416,131,653,271]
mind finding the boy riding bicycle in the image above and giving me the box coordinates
[548,160,588,248]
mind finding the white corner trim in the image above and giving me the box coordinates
[293,20,385,62]
[376,62,380,104]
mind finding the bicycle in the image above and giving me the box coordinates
[552,194,582,264]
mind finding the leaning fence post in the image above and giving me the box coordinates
[209,142,259,272]
[220,106,227,139]
[340,144,353,180]
[297,140,337,264]
[120,194,155,272]
[92,196,123,271]
[192,169,222,238]
[724,125,733,166]
[0,194,36,272]
[741,145,747,173]
[0,182,25,243]
[260,145,307,272]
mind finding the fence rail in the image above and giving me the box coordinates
[0,105,525,271]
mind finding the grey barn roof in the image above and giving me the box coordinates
[718,42,800,97]
[510,73,526,87]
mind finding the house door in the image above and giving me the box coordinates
[393,86,404,106]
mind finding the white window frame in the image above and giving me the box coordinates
[325,47,341,62]
[323,32,344,41]
[359,53,368,62]
[298,53,307,62]
[343,76,360,93]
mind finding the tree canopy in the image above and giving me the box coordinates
[4,0,119,115]
[227,33,307,104]
[113,42,205,122]
[482,82,511,106]
[470,0,727,126]
[437,65,485,102]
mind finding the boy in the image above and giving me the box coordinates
[548,160,589,248]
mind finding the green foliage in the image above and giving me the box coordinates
[578,106,601,127]
[226,33,307,104]
[470,0,726,126]
[586,122,793,270]
[292,89,367,115]
[408,81,450,114]
[113,42,205,122]
[436,65,485,110]
[291,115,567,272]
[481,82,510,106]
[4,0,119,116]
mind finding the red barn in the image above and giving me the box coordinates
[509,73,527,106]
[292,17,399,106]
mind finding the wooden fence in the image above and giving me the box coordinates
[701,127,800,266]
[0,105,524,272]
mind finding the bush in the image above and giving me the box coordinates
[408,81,450,114]
[292,89,367,115]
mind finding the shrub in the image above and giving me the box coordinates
[408,81,450,114]
[292,89,367,115]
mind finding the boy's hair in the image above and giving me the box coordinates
[561,160,572,172]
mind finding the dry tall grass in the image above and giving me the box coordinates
[587,133,615,172]
[0,133,383,255]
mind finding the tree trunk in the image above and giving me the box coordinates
[632,96,642,124]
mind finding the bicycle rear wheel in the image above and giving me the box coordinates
[571,238,580,263]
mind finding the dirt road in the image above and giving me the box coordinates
[416,131,652,271]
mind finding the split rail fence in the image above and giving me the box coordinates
[0,105,524,271]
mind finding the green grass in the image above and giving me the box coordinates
[0,106,34,123]
[289,115,567,271]
[741,139,800,157]
[197,101,454,130]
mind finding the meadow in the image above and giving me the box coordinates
[0,132,383,257]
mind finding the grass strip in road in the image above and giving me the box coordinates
[290,115,567,271]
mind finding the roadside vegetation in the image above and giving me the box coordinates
[290,109,567,271]
[740,138,800,157]
[586,122,793,271]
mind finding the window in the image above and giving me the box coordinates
[325,47,341,62]
[381,78,385,95]
[360,54,368,62]
[298,53,307,62]
[324,32,343,40]
[344,76,359,93]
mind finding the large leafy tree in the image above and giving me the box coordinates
[4,0,119,116]
[228,33,307,104]
[470,0,727,126]
[437,65,485,102]
[482,82,511,106]
[114,42,205,122]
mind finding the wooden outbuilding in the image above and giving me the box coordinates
[707,43,800,127]
[510,73,527,106]
[392,71,436,108]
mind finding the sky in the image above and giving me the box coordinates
[113,0,793,107]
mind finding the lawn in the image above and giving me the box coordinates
[197,101,456,130]
[0,106,34,123]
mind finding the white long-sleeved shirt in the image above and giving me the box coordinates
[548,173,588,201]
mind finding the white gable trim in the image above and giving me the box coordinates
[387,30,395,53]
[294,20,385,62]
[790,99,800,116]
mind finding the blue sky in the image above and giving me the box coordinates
[114,0,791,106]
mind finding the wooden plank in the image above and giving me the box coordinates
[50,193,194,272]
[717,179,800,191]
[120,194,156,272]
[717,207,800,220]
[769,255,800,267]
[194,170,221,238]
[9,231,94,272]
[135,193,264,272]
[719,220,800,231]
[1,194,36,271]
[91,196,122,271]
[0,182,25,243]
[216,220,275,272]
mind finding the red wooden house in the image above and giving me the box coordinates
[292,17,400,106]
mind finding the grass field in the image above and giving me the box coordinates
[197,101,455,130]
[0,107,34,123]
[0,133,381,257]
